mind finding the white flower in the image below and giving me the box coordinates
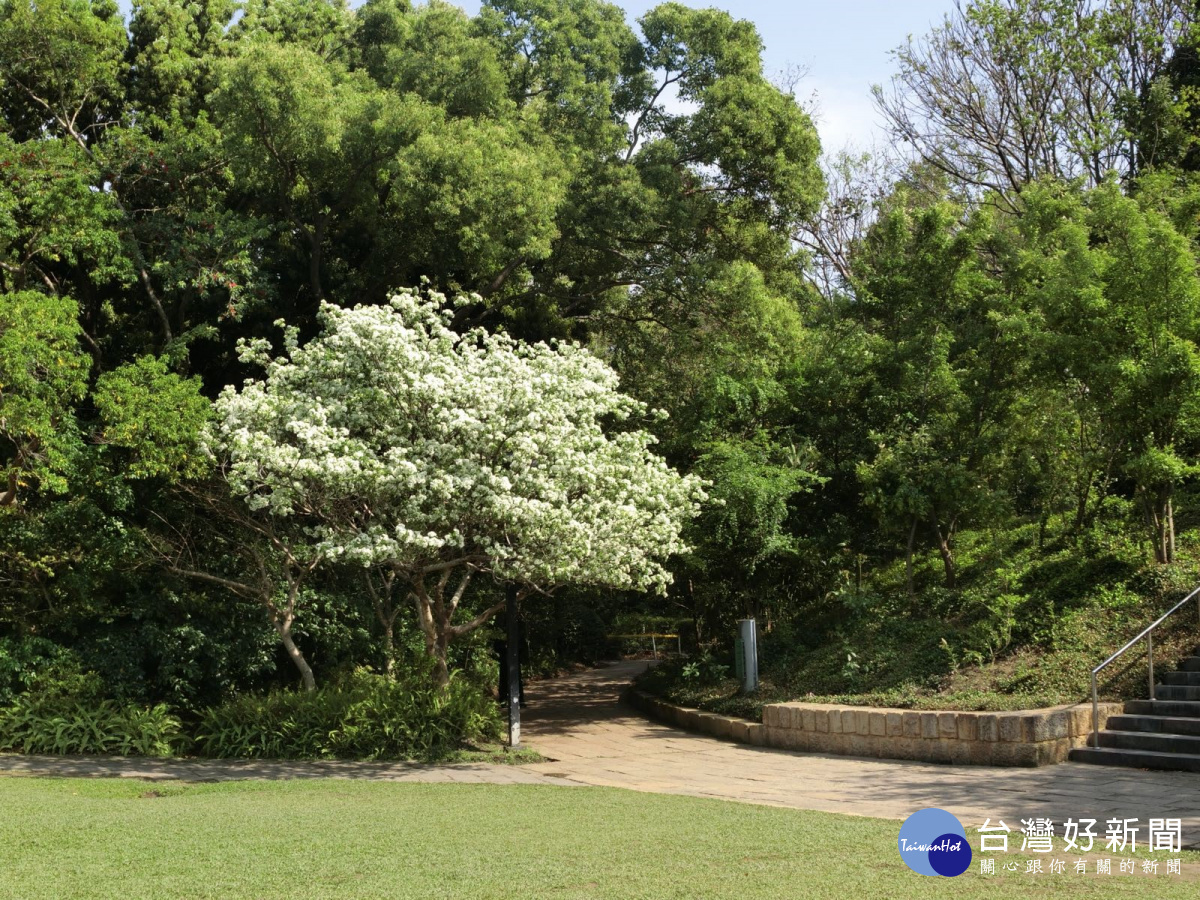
[207,289,707,592]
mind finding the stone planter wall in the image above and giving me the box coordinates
[761,701,1122,766]
[627,689,769,746]
[626,689,1123,767]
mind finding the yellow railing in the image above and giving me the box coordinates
[605,633,681,658]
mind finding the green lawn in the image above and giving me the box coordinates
[0,777,1195,899]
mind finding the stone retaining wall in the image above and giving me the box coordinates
[761,701,1122,766]
[627,689,769,747]
[626,689,1123,767]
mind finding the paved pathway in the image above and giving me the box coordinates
[0,752,577,785]
[2,660,1198,848]
[520,661,1200,847]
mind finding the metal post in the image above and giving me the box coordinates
[506,585,520,749]
[1148,632,1155,701]
[651,634,657,659]
[738,618,758,694]
[1091,675,1099,747]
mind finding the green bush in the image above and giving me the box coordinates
[0,636,74,706]
[680,650,730,685]
[0,666,183,757]
[195,665,501,761]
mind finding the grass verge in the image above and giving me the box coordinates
[0,777,1196,899]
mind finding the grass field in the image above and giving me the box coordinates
[0,777,1195,899]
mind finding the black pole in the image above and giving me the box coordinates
[507,584,520,748]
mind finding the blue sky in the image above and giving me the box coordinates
[452,1,956,151]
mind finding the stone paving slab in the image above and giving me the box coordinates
[520,661,1200,847]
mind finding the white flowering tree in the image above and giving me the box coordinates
[209,290,707,686]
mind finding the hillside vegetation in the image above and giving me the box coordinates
[6,0,1200,743]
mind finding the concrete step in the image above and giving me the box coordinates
[1096,730,1200,754]
[1155,684,1200,701]
[1070,746,1200,772]
[1104,714,1200,737]
[1124,699,1200,717]
[1178,656,1200,672]
[1163,671,1200,686]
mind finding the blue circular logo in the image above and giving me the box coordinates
[898,808,972,877]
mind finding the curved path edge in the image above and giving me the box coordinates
[519,661,1200,848]
[0,661,1197,847]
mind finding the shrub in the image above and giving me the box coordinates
[195,665,501,761]
[0,665,183,756]
[680,650,730,685]
[0,636,75,706]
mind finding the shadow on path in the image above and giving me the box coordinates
[520,660,1200,848]
[2,659,1198,849]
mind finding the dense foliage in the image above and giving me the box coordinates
[5,0,1200,751]
[195,666,501,760]
[0,663,183,755]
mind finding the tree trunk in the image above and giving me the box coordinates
[366,571,399,680]
[687,578,703,646]
[1142,488,1173,565]
[0,470,18,507]
[1073,478,1090,533]
[905,517,918,598]
[167,560,320,692]
[382,625,395,680]
[274,618,316,692]
[431,640,450,690]
[1167,496,1176,564]
[308,217,326,303]
[931,515,956,590]
[412,568,506,691]
[413,581,440,678]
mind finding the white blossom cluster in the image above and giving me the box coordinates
[207,290,707,593]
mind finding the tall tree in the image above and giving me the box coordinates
[852,189,1026,589]
[875,0,1196,207]
[1014,180,1200,562]
[208,289,707,686]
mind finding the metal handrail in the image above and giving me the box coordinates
[605,632,682,659]
[1090,585,1200,746]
